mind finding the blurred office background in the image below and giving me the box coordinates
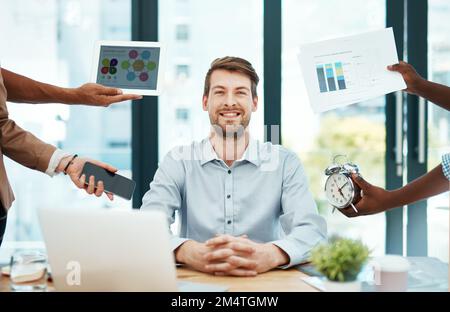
[0,0,448,262]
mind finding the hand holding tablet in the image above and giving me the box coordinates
[91,40,164,96]
[74,83,143,106]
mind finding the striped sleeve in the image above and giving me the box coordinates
[442,153,450,181]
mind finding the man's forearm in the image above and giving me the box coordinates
[174,240,196,264]
[416,79,450,111]
[1,68,78,104]
[389,164,449,208]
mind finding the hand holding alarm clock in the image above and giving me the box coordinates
[324,155,362,214]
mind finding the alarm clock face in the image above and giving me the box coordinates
[325,173,355,209]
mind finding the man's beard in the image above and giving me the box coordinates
[210,114,250,139]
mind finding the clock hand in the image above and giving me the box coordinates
[333,176,348,192]
[338,183,358,213]
[337,188,358,213]
[332,176,347,203]
[338,181,348,191]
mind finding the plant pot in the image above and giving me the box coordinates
[323,279,361,292]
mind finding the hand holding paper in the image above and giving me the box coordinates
[387,61,425,95]
[298,28,406,113]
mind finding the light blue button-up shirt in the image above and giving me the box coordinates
[141,138,327,268]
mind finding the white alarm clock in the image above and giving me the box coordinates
[324,157,361,213]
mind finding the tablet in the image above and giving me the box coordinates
[91,40,164,96]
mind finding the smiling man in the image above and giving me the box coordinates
[141,57,327,276]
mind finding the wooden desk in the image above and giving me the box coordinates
[177,267,317,292]
[0,267,317,292]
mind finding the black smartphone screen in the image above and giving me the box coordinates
[81,162,136,200]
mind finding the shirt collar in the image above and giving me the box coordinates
[200,138,220,166]
[240,138,261,166]
[200,137,261,167]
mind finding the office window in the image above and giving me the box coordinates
[0,0,132,249]
[282,0,387,256]
[427,0,450,262]
[159,0,264,160]
[175,24,190,41]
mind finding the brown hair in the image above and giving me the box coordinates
[203,56,259,98]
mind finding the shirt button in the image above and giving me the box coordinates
[227,194,231,199]
[227,220,232,224]
[228,170,232,174]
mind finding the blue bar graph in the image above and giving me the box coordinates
[316,65,328,92]
[335,62,346,90]
[325,63,336,91]
[315,62,347,93]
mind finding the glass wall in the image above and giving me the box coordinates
[427,0,450,262]
[158,0,264,160]
[0,0,132,248]
[282,0,387,256]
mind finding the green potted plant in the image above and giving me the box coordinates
[310,237,370,292]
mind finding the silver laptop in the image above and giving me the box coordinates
[38,207,227,292]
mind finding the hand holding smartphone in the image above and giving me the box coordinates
[80,162,136,200]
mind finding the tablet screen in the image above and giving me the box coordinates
[96,45,160,90]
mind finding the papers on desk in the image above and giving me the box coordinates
[298,28,406,113]
[301,276,326,292]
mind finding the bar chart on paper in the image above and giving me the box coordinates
[298,28,406,113]
[316,62,347,93]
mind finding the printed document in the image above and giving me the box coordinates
[298,28,406,113]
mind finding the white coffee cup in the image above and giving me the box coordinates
[372,255,410,292]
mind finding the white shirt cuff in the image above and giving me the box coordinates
[45,149,72,177]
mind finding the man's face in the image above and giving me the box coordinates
[203,69,258,136]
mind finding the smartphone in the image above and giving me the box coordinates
[80,162,136,200]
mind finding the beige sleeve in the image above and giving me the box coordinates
[0,116,56,173]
